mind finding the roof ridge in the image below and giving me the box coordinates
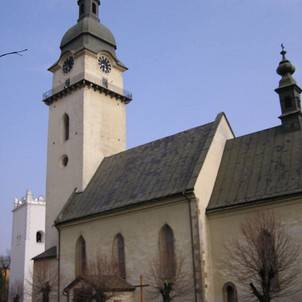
[230,125,281,141]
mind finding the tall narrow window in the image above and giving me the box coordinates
[36,231,43,243]
[223,282,238,302]
[75,236,87,277]
[113,234,126,279]
[159,224,176,279]
[63,113,70,141]
[92,2,97,14]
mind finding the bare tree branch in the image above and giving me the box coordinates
[223,211,301,302]
[80,254,122,302]
[0,49,28,58]
[0,255,11,302]
[28,260,58,302]
[146,251,193,302]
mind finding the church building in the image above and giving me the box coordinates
[31,1,302,302]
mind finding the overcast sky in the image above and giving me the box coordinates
[1,0,302,254]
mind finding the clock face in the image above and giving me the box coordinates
[63,56,74,74]
[98,56,112,74]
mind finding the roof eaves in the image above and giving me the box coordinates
[32,246,57,261]
[206,190,302,214]
[56,192,186,227]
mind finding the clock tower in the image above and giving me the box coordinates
[43,0,131,248]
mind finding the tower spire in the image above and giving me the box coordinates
[275,45,302,131]
[78,0,100,22]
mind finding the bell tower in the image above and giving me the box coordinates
[43,0,132,248]
[275,45,302,131]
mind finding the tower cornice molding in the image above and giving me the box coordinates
[43,74,132,106]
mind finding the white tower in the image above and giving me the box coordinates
[9,190,46,302]
[43,0,131,248]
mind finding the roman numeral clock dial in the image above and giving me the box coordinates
[98,55,112,74]
[62,56,74,74]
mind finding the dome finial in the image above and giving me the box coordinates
[277,45,296,77]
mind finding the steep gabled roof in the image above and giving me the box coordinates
[208,126,302,211]
[56,114,224,224]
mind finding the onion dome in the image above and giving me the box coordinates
[60,0,117,57]
[276,44,297,87]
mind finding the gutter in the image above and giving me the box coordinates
[182,191,203,302]
[57,227,61,302]
[206,190,302,215]
[55,192,185,227]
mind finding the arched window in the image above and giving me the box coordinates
[75,236,87,277]
[113,234,126,279]
[63,114,70,141]
[36,231,43,243]
[92,2,97,14]
[223,282,238,302]
[159,224,176,279]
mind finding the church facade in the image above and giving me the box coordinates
[31,1,302,302]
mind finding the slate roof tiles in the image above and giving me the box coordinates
[208,126,302,210]
[56,115,222,224]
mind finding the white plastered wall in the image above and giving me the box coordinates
[207,199,302,302]
[58,200,195,302]
[9,198,46,302]
[45,90,85,248]
[9,204,27,299]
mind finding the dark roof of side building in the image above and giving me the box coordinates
[56,114,225,224]
[208,126,302,211]
[32,246,57,261]
[63,276,135,293]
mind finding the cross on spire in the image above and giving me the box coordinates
[281,43,287,60]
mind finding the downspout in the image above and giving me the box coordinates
[57,227,61,302]
[182,191,200,302]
